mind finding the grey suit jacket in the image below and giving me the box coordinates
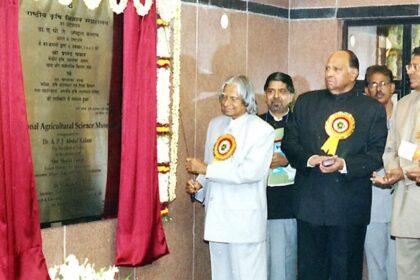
[383,90,420,238]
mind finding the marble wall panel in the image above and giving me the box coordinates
[289,19,342,94]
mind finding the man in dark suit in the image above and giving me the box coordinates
[282,50,387,280]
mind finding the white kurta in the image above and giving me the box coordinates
[196,113,274,243]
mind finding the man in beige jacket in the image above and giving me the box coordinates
[374,46,420,279]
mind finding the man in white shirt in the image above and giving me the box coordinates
[185,75,274,280]
[364,65,397,280]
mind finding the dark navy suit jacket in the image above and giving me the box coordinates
[283,87,387,226]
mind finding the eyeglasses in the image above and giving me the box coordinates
[265,88,289,96]
[219,94,242,103]
[367,81,391,90]
[405,64,420,72]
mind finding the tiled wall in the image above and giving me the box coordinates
[177,4,288,277]
[40,1,420,279]
[254,0,288,7]
[288,19,342,94]
[291,0,419,8]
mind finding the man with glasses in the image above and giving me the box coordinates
[374,46,420,279]
[364,65,397,280]
[283,50,387,280]
[259,72,297,280]
[185,75,274,280]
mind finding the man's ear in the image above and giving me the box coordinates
[350,68,359,81]
[390,82,396,93]
[364,87,369,95]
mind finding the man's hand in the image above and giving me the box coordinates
[319,156,344,173]
[185,158,207,175]
[370,171,393,187]
[371,167,404,185]
[405,165,420,183]
[270,153,289,169]
[185,179,202,194]
[308,155,331,167]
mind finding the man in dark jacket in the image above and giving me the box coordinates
[283,50,387,280]
[259,72,297,280]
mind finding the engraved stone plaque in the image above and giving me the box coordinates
[19,0,114,224]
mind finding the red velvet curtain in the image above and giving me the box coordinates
[0,0,50,279]
[103,14,123,219]
[115,1,169,266]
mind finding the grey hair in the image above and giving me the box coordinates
[220,75,257,114]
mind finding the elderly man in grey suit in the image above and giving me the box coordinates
[185,75,274,280]
[374,46,420,279]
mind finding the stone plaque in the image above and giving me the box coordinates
[19,0,114,224]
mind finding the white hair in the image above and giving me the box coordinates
[220,75,257,114]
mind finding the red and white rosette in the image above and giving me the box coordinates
[321,111,355,155]
[213,134,237,161]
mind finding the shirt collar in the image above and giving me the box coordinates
[328,86,357,100]
[228,112,249,127]
[269,109,289,122]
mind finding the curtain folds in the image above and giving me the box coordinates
[0,0,50,279]
[103,14,123,219]
[115,0,169,266]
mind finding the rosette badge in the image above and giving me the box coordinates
[213,134,237,161]
[321,112,355,155]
